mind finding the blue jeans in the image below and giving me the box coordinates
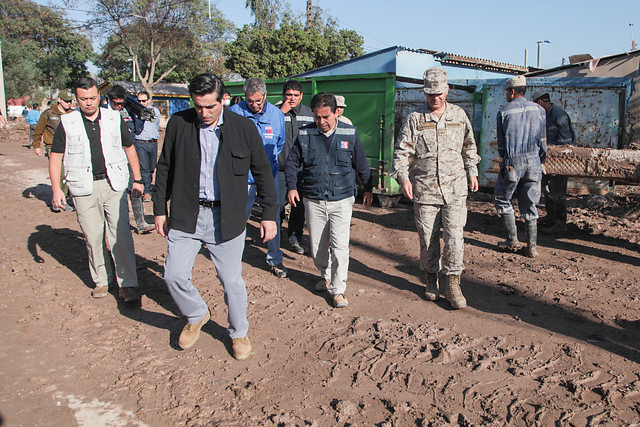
[134,139,158,195]
[246,176,283,267]
[494,154,542,221]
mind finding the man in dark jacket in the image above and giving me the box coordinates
[534,91,575,234]
[153,73,277,360]
[278,80,314,255]
[286,92,373,309]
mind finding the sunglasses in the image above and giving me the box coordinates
[138,98,149,102]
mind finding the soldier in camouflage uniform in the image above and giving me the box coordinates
[391,67,480,309]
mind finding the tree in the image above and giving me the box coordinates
[0,0,93,99]
[224,14,363,79]
[92,0,234,93]
[245,0,282,30]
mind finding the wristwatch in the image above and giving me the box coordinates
[133,179,143,184]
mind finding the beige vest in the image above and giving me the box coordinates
[61,109,129,196]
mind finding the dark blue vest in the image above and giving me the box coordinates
[298,124,357,201]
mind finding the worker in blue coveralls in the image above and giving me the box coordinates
[229,78,287,278]
[494,75,547,258]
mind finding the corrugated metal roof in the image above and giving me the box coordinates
[433,52,528,74]
[526,49,640,77]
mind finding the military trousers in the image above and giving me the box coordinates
[414,199,467,276]
[304,196,354,295]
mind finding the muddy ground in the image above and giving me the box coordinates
[1,120,640,426]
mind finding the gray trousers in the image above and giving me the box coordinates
[414,199,467,276]
[304,196,354,295]
[72,179,138,288]
[163,206,248,339]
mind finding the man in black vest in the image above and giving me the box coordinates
[285,92,373,309]
[278,80,314,255]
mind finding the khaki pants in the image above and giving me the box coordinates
[304,196,354,295]
[73,179,138,288]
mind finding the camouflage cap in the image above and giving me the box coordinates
[335,95,347,108]
[423,67,448,94]
[58,90,74,101]
[505,75,526,89]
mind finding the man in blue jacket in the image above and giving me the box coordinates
[229,78,287,278]
[154,73,277,359]
[25,104,41,148]
[534,91,575,234]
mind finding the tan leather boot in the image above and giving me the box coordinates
[445,275,467,309]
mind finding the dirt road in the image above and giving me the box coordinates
[1,123,640,426]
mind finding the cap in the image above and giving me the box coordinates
[505,75,526,89]
[423,67,448,94]
[335,95,347,108]
[532,90,550,102]
[58,90,74,102]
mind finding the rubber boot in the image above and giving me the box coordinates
[130,192,154,234]
[542,204,567,234]
[445,275,466,309]
[524,220,538,258]
[498,213,521,252]
[425,272,439,301]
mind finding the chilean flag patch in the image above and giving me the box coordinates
[340,140,349,149]
[266,127,273,134]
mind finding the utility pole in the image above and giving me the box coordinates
[305,0,313,30]
[0,39,6,120]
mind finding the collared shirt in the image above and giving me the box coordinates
[198,110,223,201]
[136,106,161,141]
[51,110,134,177]
[391,102,480,204]
[228,100,285,182]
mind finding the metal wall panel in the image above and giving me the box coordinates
[478,83,625,187]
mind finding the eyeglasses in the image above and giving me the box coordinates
[138,98,148,102]
[112,101,125,106]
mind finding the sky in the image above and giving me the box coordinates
[37,0,639,70]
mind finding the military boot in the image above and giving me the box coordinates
[425,272,439,301]
[498,213,521,252]
[131,193,154,234]
[524,220,538,258]
[445,275,466,309]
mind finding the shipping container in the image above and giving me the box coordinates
[226,74,636,206]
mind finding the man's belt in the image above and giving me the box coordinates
[199,200,220,207]
[136,139,157,143]
[94,173,107,181]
